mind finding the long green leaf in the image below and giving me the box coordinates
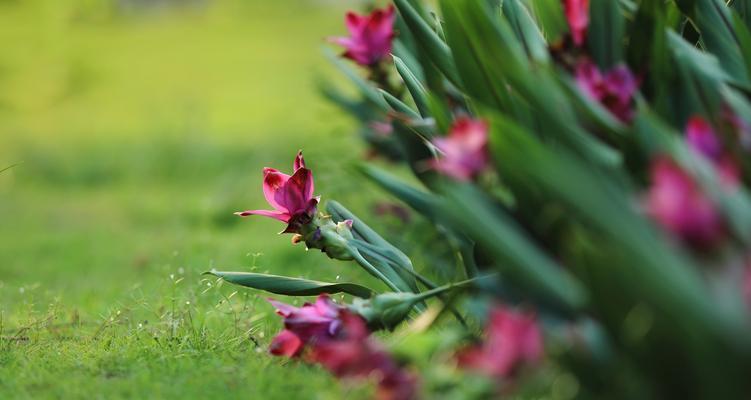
[393,0,461,85]
[393,55,430,117]
[206,270,374,298]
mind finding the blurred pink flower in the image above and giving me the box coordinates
[645,157,724,247]
[575,61,637,123]
[430,117,489,181]
[458,305,543,378]
[331,6,396,66]
[564,0,589,46]
[686,116,723,162]
[685,116,741,187]
[311,312,417,400]
[268,294,343,346]
[235,151,318,233]
[269,329,303,357]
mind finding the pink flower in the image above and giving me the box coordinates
[268,300,418,399]
[311,312,417,400]
[645,157,724,247]
[685,116,741,187]
[331,6,396,66]
[430,117,490,181]
[686,117,723,161]
[564,0,589,47]
[575,61,637,123]
[235,151,318,233]
[269,329,303,357]
[268,294,343,346]
[458,305,543,378]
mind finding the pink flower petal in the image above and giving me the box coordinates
[294,150,306,171]
[564,0,589,46]
[269,330,303,357]
[234,209,290,223]
[276,168,314,214]
[262,168,291,212]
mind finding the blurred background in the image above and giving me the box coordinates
[0,1,406,398]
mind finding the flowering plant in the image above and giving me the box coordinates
[209,0,751,398]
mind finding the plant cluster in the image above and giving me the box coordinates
[210,0,751,399]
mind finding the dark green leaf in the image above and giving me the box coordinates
[206,270,374,298]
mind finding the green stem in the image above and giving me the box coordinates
[350,247,402,292]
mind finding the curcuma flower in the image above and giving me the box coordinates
[330,5,396,66]
[429,117,490,181]
[457,305,543,378]
[685,116,741,187]
[267,294,343,357]
[575,60,637,123]
[269,295,417,400]
[310,312,418,400]
[563,0,589,47]
[235,151,318,234]
[645,157,724,248]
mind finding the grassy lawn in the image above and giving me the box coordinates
[0,1,391,398]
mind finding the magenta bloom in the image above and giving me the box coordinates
[331,5,396,66]
[575,61,637,123]
[686,117,723,161]
[311,312,417,400]
[564,0,589,46]
[268,294,343,346]
[458,306,543,378]
[430,117,490,181]
[645,157,724,247]
[235,151,318,233]
[269,329,303,357]
[685,116,741,187]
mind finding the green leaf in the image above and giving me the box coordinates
[393,55,430,117]
[324,49,388,110]
[379,89,421,119]
[733,0,751,28]
[502,0,550,63]
[206,270,374,298]
[393,40,425,82]
[0,164,19,174]
[525,0,567,42]
[439,183,589,314]
[393,0,461,86]
[732,11,751,83]
[441,0,621,168]
[588,0,625,68]
[673,0,750,87]
[326,201,419,293]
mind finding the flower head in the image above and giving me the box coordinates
[235,151,318,233]
[430,117,489,181]
[330,6,396,66]
[685,116,741,187]
[564,0,589,47]
[268,294,343,346]
[575,61,637,123]
[458,305,543,378]
[310,311,417,400]
[645,157,724,247]
[686,117,723,162]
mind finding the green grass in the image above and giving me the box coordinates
[0,1,392,398]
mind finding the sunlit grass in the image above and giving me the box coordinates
[0,0,386,398]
